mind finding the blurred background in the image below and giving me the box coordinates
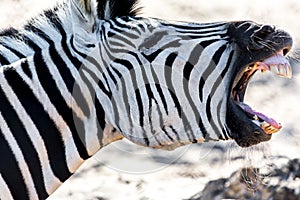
[1,0,300,199]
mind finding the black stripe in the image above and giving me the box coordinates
[123,52,151,145]
[166,52,196,140]
[0,84,48,199]
[24,25,52,45]
[165,53,182,117]
[170,126,181,141]
[48,44,91,118]
[22,35,42,52]
[135,88,145,126]
[155,84,169,115]
[209,50,234,140]
[4,66,72,182]
[142,49,163,63]
[217,100,227,140]
[204,45,228,123]
[0,132,30,200]
[114,58,134,70]
[21,59,32,79]
[27,22,91,159]
[139,31,169,50]
[141,40,181,63]
[1,44,25,59]
[146,59,169,116]
[78,70,104,145]
[33,53,90,160]
[106,67,118,85]
[204,45,228,138]
[112,59,135,131]
[107,30,136,48]
[198,39,222,101]
[183,43,203,80]
[162,126,175,142]
[0,53,10,65]
[182,45,209,139]
[69,36,89,60]
[111,19,140,39]
[178,33,228,40]
[97,43,119,96]
[199,78,205,102]
[161,22,226,30]
[26,17,91,118]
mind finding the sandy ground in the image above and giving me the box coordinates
[1,0,300,199]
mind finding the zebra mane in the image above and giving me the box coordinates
[0,0,141,66]
[96,0,141,19]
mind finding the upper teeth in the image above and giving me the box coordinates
[269,63,292,78]
[254,50,292,79]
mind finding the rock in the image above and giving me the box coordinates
[189,159,300,200]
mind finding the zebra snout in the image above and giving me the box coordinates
[250,25,293,51]
[252,25,274,42]
[250,25,277,50]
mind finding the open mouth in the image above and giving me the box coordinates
[232,48,292,135]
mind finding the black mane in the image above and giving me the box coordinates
[96,0,141,19]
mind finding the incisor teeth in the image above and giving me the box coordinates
[269,64,292,79]
[278,64,286,76]
[270,65,279,74]
[286,64,293,78]
[261,121,279,135]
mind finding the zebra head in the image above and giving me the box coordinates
[227,22,293,147]
[70,0,293,149]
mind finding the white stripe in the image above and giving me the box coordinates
[0,112,39,200]
[55,44,101,156]
[0,173,14,200]
[42,48,86,120]
[0,46,20,65]
[208,46,233,134]
[202,41,230,135]
[15,56,85,173]
[151,51,187,142]
[188,40,228,138]
[0,71,61,195]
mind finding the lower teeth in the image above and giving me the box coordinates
[261,121,279,135]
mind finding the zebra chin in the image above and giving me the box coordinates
[226,22,293,148]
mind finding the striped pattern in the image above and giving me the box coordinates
[101,17,235,149]
[0,0,242,199]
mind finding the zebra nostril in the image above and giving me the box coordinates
[254,25,274,40]
[250,25,275,50]
[260,25,274,34]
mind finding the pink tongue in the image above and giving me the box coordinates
[262,51,289,66]
[238,103,282,129]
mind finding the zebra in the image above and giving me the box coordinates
[0,0,293,199]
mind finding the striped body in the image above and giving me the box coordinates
[0,0,293,199]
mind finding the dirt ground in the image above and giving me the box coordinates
[1,0,300,199]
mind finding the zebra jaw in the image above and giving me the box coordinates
[233,49,292,135]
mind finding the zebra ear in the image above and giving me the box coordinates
[70,0,98,34]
